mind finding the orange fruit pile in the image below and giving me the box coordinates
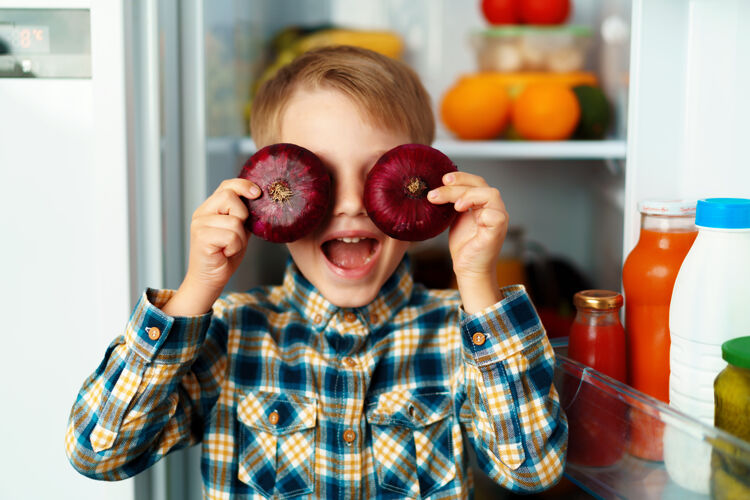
[512,82,580,140]
[440,75,511,140]
[440,74,586,141]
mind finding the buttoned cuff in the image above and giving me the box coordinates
[124,288,212,364]
[460,285,545,367]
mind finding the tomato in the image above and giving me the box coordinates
[480,0,520,25]
[519,0,571,25]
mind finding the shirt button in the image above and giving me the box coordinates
[370,313,379,324]
[343,357,357,368]
[313,314,323,324]
[344,312,357,323]
[268,410,279,425]
[343,429,356,443]
[472,332,486,346]
[147,327,161,341]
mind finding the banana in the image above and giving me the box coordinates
[295,29,404,59]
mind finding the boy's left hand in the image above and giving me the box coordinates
[428,172,508,312]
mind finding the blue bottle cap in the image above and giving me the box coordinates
[695,198,750,229]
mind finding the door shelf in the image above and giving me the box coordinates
[552,344,750,500]
[230,136,626,162]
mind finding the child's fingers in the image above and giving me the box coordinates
[428,185,506,211]
[220,178,261,198]
[427,185,470,204]
[442,171,489,188]
[451,186,507,213]
[192,225,247,259]
[475,206,508,230]
[192,214,249,254]
[196,180,257,219]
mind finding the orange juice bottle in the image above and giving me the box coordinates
[622,200,697,461]
[496,226,528,289]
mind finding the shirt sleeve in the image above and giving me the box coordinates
[457,285,568,493]
[65,288,226,480]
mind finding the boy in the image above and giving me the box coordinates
[66,46,567,499]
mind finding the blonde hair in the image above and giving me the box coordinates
[250,45,435,147]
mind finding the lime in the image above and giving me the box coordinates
[572,85,611,140]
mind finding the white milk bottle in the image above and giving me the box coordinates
[664,198,750,493]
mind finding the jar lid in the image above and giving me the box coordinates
[722,336,750,369]
[476,25,592,37]
[638,200,696,216]
[573,290,623,310]
[696,198,750,229]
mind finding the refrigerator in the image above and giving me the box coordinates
[2,0,750,499]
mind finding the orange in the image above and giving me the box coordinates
[512,83,581,140]
[440,75,511,140]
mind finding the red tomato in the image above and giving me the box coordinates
[519,0,571,25]
[481,0,521,25]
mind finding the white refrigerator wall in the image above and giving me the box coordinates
[625,0,750,253]
[0,1,133,499]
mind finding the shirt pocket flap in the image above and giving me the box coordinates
[238,391,317,435]
[366,390,452,429]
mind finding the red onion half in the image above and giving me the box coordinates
[364,144,458,241]
[238,143,331,243]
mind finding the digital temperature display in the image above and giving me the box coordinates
[0,9,90,78]
[0,24,51,54]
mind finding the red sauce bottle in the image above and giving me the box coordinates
[566,290,627,467]
[569,290,626,381]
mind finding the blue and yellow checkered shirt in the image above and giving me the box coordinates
[66,258,567,499]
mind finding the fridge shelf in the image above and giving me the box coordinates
[230,136,626,162]
[552,350,750,500]
[433,138,626,161]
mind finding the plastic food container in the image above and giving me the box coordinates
[471,26,591,73]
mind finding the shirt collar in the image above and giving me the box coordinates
[281,255,414,333]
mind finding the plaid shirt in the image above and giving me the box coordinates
[66,257,567,499]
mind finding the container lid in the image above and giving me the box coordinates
[476,25,592,37]
[573,290,623,310]
[638,199,696,216]
[722,336,750,369]
[695,198,750,229]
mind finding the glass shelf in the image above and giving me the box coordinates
[552,351,750,500]
[229,136,627,162]
[433,138,626,161]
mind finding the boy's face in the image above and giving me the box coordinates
[278,87,411,308]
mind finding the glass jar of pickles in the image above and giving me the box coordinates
[711,336,750,499]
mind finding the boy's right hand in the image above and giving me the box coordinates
[162,179,260,316]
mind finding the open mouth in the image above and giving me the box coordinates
[321,236,379,270]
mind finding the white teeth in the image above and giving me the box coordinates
[338,237,363,243]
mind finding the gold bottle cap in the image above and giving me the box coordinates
[573,290,623,310]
